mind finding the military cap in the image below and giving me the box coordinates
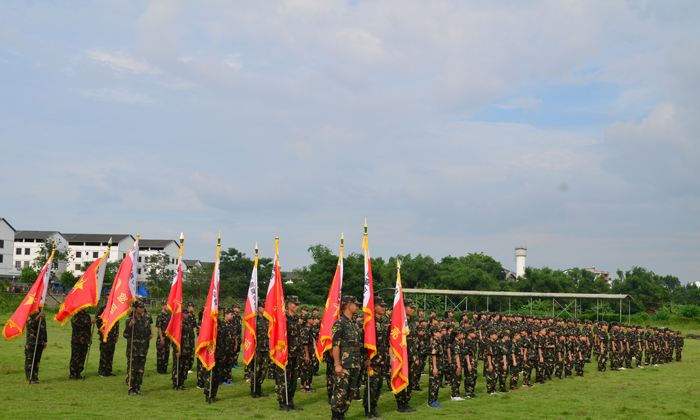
[677,331,682,334]
[160,300,167,306]
[133,300,145,308]
[404,299,417,308]
[312,306,320,311]
[231,303,241,309]
[186,301,195,307]
[374,296,387,307]
[487,329,497,336]
[465,327,475,334]
[286,295,301,305]
[453,327,463,335]
[430,326,441,334]
[182,307,190,314]
[224,307,234,315]
[585,319,592,324]
[416,325,424,332]
[301,305,309,310]
[340,295,358,306]
[257,299,265,307]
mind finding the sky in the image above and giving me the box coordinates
[1,1,699,283]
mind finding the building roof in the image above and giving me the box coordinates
[64,233,133,243]
[15,230,61,240]
[0,218,16,232]
[140,239,179,248]
[183,259,201,267]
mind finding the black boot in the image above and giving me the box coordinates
[397,403,406,413]
[279,402,289,411]
[371,407,385,418]
[288,401,303,411]
[404,404,416,412]
[365,407,375,419]
[251,391,259,398]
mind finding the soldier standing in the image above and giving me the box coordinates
[96,304,118,377]
[69,308,93,379]
[277,295,304,411]
[124,300,152,395]
[675,331,684,362]
[231,303,242,369]
[25,311,47,384]
[251,299,270,398]
[172,307,195,390]
[462,327,478,397]
[203,310,232,404]
[363,296,389,419]
[597,322,609,372]
[300,314,315,393]
[330,295,364,420]
[449,327,465,400]
[483,329,498,395]
[156,301,171,374]
[427,326,444,408]
[220,307,236,386]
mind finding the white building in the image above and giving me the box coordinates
[137,239,180,282]
[0,218,16,278]
[12,231,69,277]
[182,259,202,272]
[65,233,135,275]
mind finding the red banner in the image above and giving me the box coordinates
[362,225,376,373]
[389,260,409,394]
[315,244,343,362]
[165,242,184,351]
[55,248,110,325]
[2,250,54,341]
[196,237,221,371]
[264,238,287,369]
[243,248,258,366]
[101,238,139,342]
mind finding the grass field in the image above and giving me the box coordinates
[1,315,699,420]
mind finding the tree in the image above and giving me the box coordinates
[31,239,72,272]
[19,266,39,284]
[59,271,78,288]
[183,264,214,300]
[145,252,175,297]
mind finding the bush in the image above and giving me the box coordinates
[678,304,700,318]
[654,309,670,321]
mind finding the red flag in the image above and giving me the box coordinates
[101,237,139,342]
[389,260,409,394]
[315,237,343,362]
[264,237,287,369]
[196,234,221,371]
[362,222,377,374]
[55,245,110,325]
[2,248,54,341]
[165,234,184,351]
[243,245,259,366]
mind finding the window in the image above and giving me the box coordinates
[15,261,21,269]
[24,261,29,268]
[25,248,30,255]
[76,251,82,258]
[75,264,81,270]
[171,258,175,264]
[16,248,21,255]
[0,255,3,263]
[93,252,98,258]
[138,257,142,263]
[0,239,4,248]
[137,268,142,275]
[122,253,126,259]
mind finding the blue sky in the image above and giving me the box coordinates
[1,1,699,283]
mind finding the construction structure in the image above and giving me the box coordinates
[515,246,527,278]
[376,287,634,323]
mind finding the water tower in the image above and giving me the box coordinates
[515,247,527,278]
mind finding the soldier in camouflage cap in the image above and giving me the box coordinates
[156,300,171,374]
[124,299,151,395]
[363,295,389,419]
[330,295,364,420]
[69,307,92,379]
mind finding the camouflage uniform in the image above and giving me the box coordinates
[597,327,609,372]
[509,336,521,389]
[554,337,565,379]
[299,317,314,391]
[310,317,320,377]
[96,304,118,376]
[155,308,171,374]
[462,331,478,395]
[535,332,546,382]
[24,312,47,382]
[427,329,443,404]
[69,310,92,378]
[363,298,389,416]
[251,311,270,397]
[496,336,510,392]
[123,305,152,394]
[203,316,232,402]
[276,296,303,409]
[172,311,195,389]
[220,316,236,384]
[482,336,498,394]
[449,330,464,397]
[330,309,362,417]
[522,332,535,386]
[230,308,242,367]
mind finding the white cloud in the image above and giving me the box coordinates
[497,97,542,110]
[223,54,242,70]
[86,50,161,75]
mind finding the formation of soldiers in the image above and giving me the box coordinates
[20,297,687,417]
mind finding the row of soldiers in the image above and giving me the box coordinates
[21,299,686,417]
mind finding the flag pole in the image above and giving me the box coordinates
[208,369,213,403]
[28,315,42,385]
[207,232,220,403]
[253,243,258,396]
[176,232,184,389]
[127,235,140,394]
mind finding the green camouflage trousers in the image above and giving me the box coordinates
[128,356,146,392]
[24,343,44,381]
[98,341,116,376]
[172,352,189,387]
[300,357,314,390]
[203,363,223,399]
[510,360,520,389]
[326,359,335,399]
[156,339,170,374]
[197,357,206,388]
[463,362,478,393]
[363,364,384,410]
[428,364,442,404]
[69,343,89,378]
[250,352,269,394]
[275,356,299,404]
[597,350,608,372]
[483,365,496,393]
[331,367,359,414]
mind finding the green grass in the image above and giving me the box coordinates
[1,316,699,420]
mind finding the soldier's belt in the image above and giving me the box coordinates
[340,346,360,352]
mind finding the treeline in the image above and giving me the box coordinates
[8,245,699,315]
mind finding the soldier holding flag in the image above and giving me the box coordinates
[124,300,151,395]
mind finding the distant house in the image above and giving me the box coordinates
[503,269,517,282]
[0,218,17,278]
[13,230,69,276]
[64,233,134,276]
[563,266,611,284]
[183,259,203,272]
[646,308,658,315]
[281,271,302,284]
